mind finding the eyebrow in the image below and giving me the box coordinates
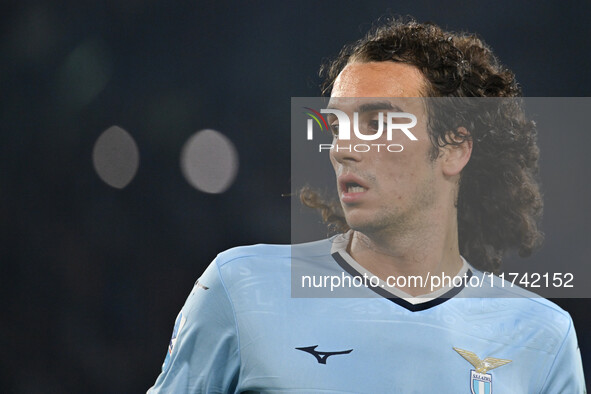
[326,101,404,113]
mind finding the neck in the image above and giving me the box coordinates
[348,205,462,296]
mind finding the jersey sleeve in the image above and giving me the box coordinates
[540,316,586,393]
[147,258,240,393]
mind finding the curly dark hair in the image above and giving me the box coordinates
[301,18,543,273]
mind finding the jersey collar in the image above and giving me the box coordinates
[329,232,473,312]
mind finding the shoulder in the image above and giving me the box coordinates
[464,269,574,350]
[459,271,584,391]
[213,237,335,268]
[209,237,336,285]
[214,244,290,269]
[468,269,573,317]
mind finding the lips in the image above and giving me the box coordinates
[338,174,369,203]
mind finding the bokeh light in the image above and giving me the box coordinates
[180,129,239,194]
[92,126,140,189]
[56,39,112,109]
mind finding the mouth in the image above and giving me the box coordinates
[338,175,369,203]
[343,182,367,194]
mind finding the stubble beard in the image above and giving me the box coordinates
[344,170,438,245]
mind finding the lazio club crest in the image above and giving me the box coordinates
[453,347,512,394]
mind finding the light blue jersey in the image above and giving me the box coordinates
[148,236,585,393]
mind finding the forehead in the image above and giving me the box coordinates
[331,61,426,98]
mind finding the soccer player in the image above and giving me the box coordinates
[148,19,585,393]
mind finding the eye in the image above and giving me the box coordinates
[368,120,386,132]
[329,123,339,137]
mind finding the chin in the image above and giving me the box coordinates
[343,215,376,233]
[344,211,398,236]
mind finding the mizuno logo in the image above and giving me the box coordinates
[296,345,353,364]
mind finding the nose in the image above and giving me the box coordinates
[329,134,364,166]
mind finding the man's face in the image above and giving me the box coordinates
[328,61,443,236]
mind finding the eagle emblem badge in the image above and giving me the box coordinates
[453,347,512,394]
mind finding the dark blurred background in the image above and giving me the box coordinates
[1,1,590,392]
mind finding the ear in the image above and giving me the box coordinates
[441,127,472,177]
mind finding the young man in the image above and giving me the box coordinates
[149,20,585,393]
